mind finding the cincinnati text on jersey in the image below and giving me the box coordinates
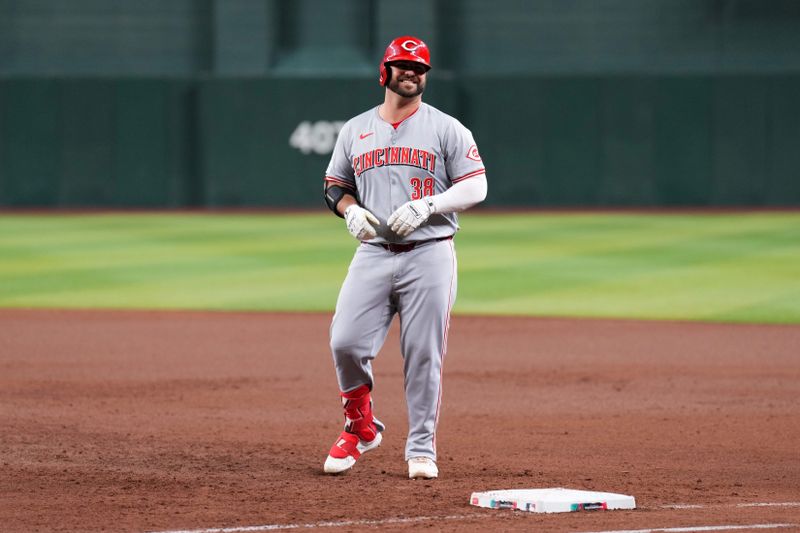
[352,147,436,177]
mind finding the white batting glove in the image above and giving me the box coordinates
[344,205,380,241]
[387,198,435,237]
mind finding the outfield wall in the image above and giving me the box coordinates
[1,1,799,207]
[1,75,799,207]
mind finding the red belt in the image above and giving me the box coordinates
[373,235,453,254]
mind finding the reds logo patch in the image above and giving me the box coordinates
[466,145,482,162]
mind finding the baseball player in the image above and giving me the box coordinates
[322,36,487,479]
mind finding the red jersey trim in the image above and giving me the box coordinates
[324,176,356,190]
[451,168,485,183]
[391,105,420,129]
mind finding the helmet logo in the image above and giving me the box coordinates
[401,40,422,52]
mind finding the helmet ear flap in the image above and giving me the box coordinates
[379,62,391,86]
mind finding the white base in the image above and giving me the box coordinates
[470,488,636,513]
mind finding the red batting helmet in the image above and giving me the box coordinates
[379,36,431,86]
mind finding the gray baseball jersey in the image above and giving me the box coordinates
[324,102,485,242]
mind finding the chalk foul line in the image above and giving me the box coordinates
[147,513,484,533]
[579,524,797,533]
[147,502,800,533]
[662,502,800,510]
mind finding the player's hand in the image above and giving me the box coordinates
[388,199,435,237]
[344,205,380,241]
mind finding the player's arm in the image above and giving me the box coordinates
[323,121,359,217]
[428,173,487,213]
[324,181,356,218]
[387,174,486,237]
[322,121,379,241]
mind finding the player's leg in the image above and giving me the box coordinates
[325,244,395,474]
[330,244,396,392]
[396,239,457,478]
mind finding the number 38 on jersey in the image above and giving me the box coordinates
[410,177,435,200]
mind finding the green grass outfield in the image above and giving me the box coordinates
[0,211,798,324]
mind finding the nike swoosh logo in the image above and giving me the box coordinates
[359,132,374,140]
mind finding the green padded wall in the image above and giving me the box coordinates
[652,78,713,205]
[2,75,799,207]
[462,75,800,206]
[0,79,195,206]
[767,77,800,204]
[0,79,60,205]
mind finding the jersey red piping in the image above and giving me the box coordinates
[324,176,356,190]
[451,168,485,183]
[432,237,457,455]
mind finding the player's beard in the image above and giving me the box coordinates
[388,74,426,97]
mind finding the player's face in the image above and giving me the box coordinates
[387,61,428,97]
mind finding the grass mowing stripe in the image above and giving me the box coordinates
[453,212,800,323]
[0,212,798,323]
[0,213,349,310]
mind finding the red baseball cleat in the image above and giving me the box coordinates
[324,430,382,474]
[323,385,384,474]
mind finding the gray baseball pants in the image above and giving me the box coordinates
[329,238,457,461]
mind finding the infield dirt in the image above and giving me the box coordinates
[1,310,799,532]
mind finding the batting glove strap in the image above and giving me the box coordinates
[328,431,362,460]
[341,385,379,441]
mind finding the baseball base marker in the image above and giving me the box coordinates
[470,488,636,513]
